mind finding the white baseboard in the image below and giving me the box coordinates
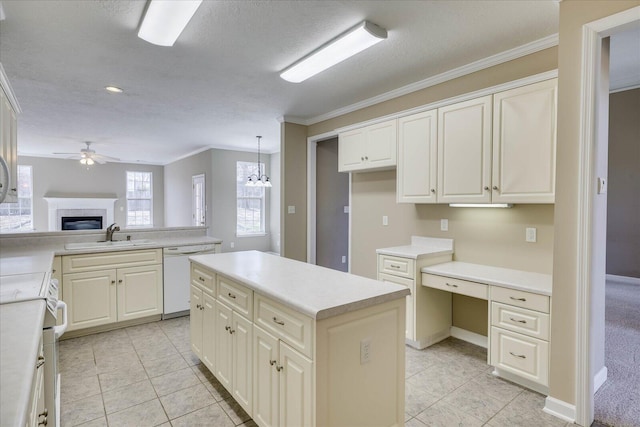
[543,396,576,424]
[492,368,548,395]
[606,274,640,286]
[410,328,451,350]
[450,326,488,349]
[594,366,608,393]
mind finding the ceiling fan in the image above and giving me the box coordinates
[53,142,120,165]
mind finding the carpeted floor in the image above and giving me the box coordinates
[594,279,640,427]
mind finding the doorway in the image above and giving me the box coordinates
[315,137,349,272]
[192,173,205,226]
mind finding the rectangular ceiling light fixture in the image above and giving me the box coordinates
[449,204,514,208]
[138,0,203,47]
[280,21,387,83]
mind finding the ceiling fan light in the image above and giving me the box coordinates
[138,0,203,47]
[280,21,387,83]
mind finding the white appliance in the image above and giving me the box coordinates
[0,272,67,427]
[163,243,218,318]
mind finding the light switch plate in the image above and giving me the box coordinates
[382,216,388,226]
[441,219,449,232]
[344,206,350,214]
[288,205,295,214]
[526,227,537,243]
[597,177,607,194]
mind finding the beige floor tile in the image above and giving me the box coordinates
[488,390,568,427]
[76,415,107,427]
[159,383,215,420]
[404,381,442,416]
[98,364,148,393]
[415,400,485,427]
[439,380,507,422]
[94,351,141,374]
[468,371,524,403]
[170,403,235,427]
[60,393,104,427]
[136,342,180,364]
[142,352,190,378]
[181,350,201,366]
[405,417,427,427]
[102,379,157,414]
[219,397,252,425]
[61,373,101,403]
[151,366,201,396]
[406,363,469,398]
[106,398,168,427]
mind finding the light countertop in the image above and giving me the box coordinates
[0,299,46,427]
[421,261,552,296]
[190,251,410,320]
[376,236,454,260]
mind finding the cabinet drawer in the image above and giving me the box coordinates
[217,275,253,320]
[254,293,313,359]
[378,254,415,279]
[490,327,548,386]
[63,249,162,273]
[422,273,488,300]
[491,286,549,313]
[191,263,215,294]
[491,302,549,340]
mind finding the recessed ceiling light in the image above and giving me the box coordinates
[105,86,124,93]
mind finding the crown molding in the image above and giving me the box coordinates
[299,33,558,126]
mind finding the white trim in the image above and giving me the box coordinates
[610,84,640,94]
[593,366,608,394]
[450,326,487,349]
[575,7,640,427]
[606,274,640,285]
[0,63,22,113]
[334,70,557,134]
[306,34,558,126]
[493,368,548,395]
[543,396,576,424]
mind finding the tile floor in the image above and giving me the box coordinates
[59,316,572,427]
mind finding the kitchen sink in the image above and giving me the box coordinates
[64,239,156,250]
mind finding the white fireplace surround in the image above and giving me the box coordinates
[44,197,118,231]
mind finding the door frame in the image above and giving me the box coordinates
[192,173,206,227]
[574,7,640,426]
[306,131,351,271]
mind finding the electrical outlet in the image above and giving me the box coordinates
[288,205,295,214]
[344,206,350,214]
[382,216,388,226]
[230,242,235,248]
[526,227,537,243]
[360,339,371,364]
[441,219,449,231]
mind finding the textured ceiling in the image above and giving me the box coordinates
[0,1,565,164]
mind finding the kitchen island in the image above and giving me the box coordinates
[189,251,410,427]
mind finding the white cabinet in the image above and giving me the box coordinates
[338,119,397,172]
[27,338,46,427]
[62,249,163,332]
[397,110,438,203]
[0,83,18,203]
[492,79,557,203]
[437,95,493,203]
[190,284,216,370]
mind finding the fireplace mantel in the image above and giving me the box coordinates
[44,196,118,231]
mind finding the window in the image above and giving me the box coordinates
[0,165,34,232]
[237,161,265,235]
[126,171,153,227]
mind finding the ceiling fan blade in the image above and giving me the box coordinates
[94,158,107,165]
[93,153,121,162]
[52,152,80,155]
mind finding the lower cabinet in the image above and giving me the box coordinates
[253,325,313,427]
[190,284,215,371]
[28,338,46,427]
[62,249,163,332]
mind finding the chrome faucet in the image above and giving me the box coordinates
[105,223,120,241]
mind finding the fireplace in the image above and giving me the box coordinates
[61,216,103,230]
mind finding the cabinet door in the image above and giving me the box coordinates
[365,119,397,168]
[0,87,17,203]
[190,285,203,358]
[280,342,313,427]
[437,95,492,203]
[397,110,438,203]
[232,313,253,415]
[117,264,163,322]
[492,79,557,203]
[379,273,414,341]
[215,301,233,392]
[63,270,117,331]
[253,326,280,427]
[202,293,216,371]
[338,128,366,172]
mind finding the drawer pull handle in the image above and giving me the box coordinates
[38,416,47,426]
[111,280,116,284]
[509,297,526,302]
[229,329,235,334]
[227,292,237,299]
[200,305,205,311]
[272,317,285,326]
[390,265,401,269]
[276,364,284,372]
[36,355,45,368]
[225,326,231,331]
[196,304,201,309]
[270,360,277,366]
[445,283,458,288]
[509,352,526,359]
[509,317,527,324]
[199,277,205,282]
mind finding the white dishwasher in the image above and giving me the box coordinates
[163,243,218,318]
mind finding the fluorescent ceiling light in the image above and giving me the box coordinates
[449,204,514,208]
[138,0,203,47]
[280,21,387,83]
[105,86,123,93]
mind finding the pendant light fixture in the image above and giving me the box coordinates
[246,136,272,188]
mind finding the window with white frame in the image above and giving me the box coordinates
[126,171,153,227]
[0,165,34,232]
[236,161,265,235]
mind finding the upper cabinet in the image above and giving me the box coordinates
[338,119,397,172]
[492,79,557,203]
[396,78,557,204]
[0,65,20,204]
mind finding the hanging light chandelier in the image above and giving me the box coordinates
[246,136,272,188]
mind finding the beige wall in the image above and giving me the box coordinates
[607,88,640,278]
[551,0,640,406]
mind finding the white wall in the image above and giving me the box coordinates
[18,156,164,231]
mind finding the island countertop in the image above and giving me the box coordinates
[190,251,411,320]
